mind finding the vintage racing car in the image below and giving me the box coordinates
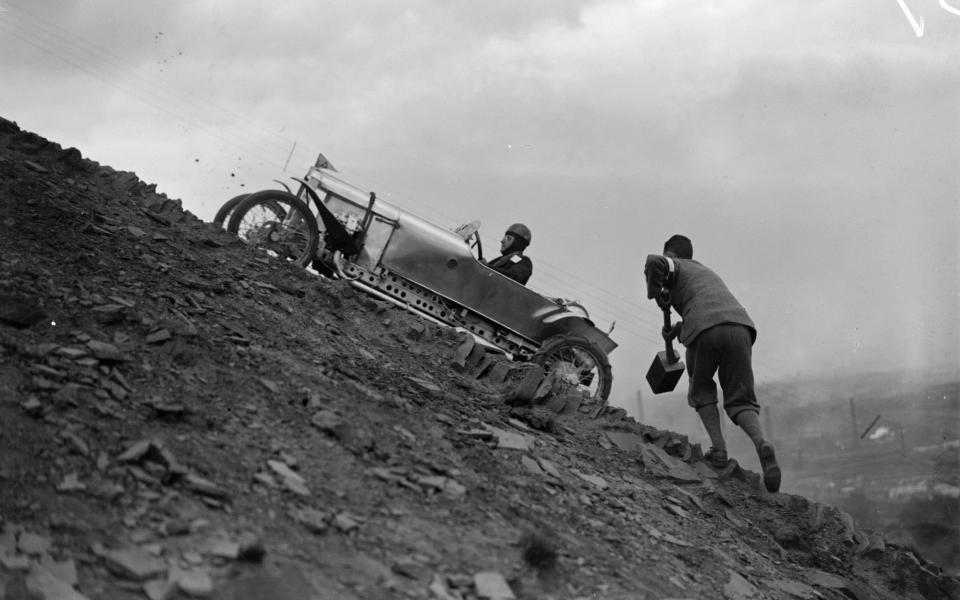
[221,154,618,403]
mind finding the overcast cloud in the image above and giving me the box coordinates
[1,0,957,410]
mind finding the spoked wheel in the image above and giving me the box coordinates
[213,193,250,227]
[226,190,319,267]
[532,335,612,404]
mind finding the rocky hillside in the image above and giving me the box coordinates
[0,116,957,600]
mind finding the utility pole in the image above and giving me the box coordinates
[282,140,297,173]
[849,397,859,447]
[636,390,644,424]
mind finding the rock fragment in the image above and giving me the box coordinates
[572,470,609,491]
[291,508,329,534]
[104,547,168,581]
[25,562,90,600]
[183,473,231,501]
[266,460,310,496]
[310,410,353,444]
[332,512,363,533]
[145,329,172,344]
[175,568,214,597]
[17,532,51,556]
[723,569,759,600]
[415,475,467,498]
[57,472,87,493]
[144,578,179,600]
[474,571,515,600]
[484,426,534,451]
[0,294,50,328]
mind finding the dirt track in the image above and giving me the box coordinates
[1,115,957,599]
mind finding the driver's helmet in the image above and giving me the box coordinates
[506,223,532,246]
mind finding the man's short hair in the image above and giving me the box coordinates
[664,234,693,259]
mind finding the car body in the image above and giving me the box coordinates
[228,154,618,402]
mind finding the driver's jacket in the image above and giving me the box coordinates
[488,252,532,285]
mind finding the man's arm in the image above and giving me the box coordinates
[644,254,670,299]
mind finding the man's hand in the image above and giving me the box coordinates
[661,321,682,342]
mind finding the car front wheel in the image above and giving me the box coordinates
[532,335,612,404]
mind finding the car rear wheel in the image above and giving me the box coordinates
[212,193,250,227]
[532,335,612,404]
[227,190,319,268]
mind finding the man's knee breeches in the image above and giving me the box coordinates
[685,324,759,419]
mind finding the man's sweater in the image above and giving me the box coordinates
[644,255,756,345]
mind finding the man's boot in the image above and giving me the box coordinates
[735,410,781,493]
[758,441,781,493]
[696,405,727,469]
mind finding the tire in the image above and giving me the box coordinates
[227,190,319,268]
[532,335,613,404]
[212,193,250,227]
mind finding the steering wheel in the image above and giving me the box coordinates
[453,221,484,261]
[465,231,483,261]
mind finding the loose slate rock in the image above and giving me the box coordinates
[723,569,760,600]
[292,508,330,534]
[184,473,231,500]
[572,469,609,491]
[485,426,534,451]
[513,365,545,403]
[0,294,50,328]
[208,539,240,560]
[146,329,173,344]
[310,410,353,444]
[144,578,179,600]
[17,532,51,555]
[105,547,168,581]
[639,443,702,484]
[25,563,90,600]
[117,439,154,463]
[474,571,515,600]
[0,525,18,554]
[56,472,87,493]
[207,562,318,600]
[451,336,475,371]
[416,475,467,497]
[406,376,442,394]
[267,460,310,496]
[86,339,129,361]
[0,552,30,570]
[604,431,645,452]
[768,578,819,599]
[804,569,851,591]
[332,512,362,533]
[536,457,562,479]
[148,398,186,418]
[175,568,215,597]
[521,455,545,476]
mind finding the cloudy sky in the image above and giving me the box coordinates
[1,0,957,412]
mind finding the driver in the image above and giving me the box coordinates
[484,223,533,285]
